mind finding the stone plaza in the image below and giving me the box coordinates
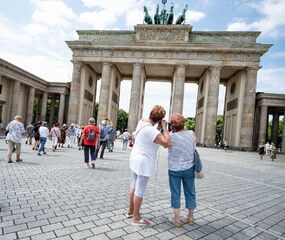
[1,140,285,240]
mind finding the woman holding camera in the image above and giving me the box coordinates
[127,105,172,225]
[168,114,197,227]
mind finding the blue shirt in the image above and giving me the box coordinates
[168,130,196,171]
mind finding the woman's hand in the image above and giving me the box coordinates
[161,120,167,130]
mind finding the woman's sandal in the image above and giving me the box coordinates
[124,212,133,218]
[186,216,194,225]
[7,160,13,163]
[169,218,181,228]
[131,218,150,226]
[16,159,23,162]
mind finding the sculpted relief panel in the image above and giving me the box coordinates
[74,49,260,66]
[138,30,186,41]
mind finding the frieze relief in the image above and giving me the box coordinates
[138,30,186,41]
[74,49,260,64]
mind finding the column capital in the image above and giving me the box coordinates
[133,63,143,68]
[175,64,186,70]
[102,62,113,68]
[209,65,222,71]
[246,66,260,71]
[71,60,83,66]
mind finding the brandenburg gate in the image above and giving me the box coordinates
[66,6,271,150]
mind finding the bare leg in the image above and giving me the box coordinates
[187,208,194,224]
[128,188,135,214]
[133,195,143,221]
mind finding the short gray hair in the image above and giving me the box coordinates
[42,121,47,126]
[89,118,95,124]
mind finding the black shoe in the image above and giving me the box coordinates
[25,141,28,144]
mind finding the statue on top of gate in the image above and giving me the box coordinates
[143,0,188,25]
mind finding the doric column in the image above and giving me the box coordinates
[49,97,56,126]
[240,66,258,150]
[26,87,35,124]
[258,106,268,144]
[97,63,112,124]
[10,80,21,120]
[41,92,48,121]
[281,112,285,154]
[58,94,65,125]
[171,65,186,115]
[128,63,143,132]
[67,61,82,125]
[204,66,220,147]
[272,112,279,145]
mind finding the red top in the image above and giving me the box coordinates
[83,125,100,146]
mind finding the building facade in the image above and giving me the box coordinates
[0,58,69,127]
[66,24,272,150]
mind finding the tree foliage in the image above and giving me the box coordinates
[117,109,128,131]
[185,117,195,131]
[216,115,224,139]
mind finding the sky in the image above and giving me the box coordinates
[0,0,285,118]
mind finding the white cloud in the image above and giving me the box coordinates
[185,10,206,23]
[126,9,144,28]
[227,0,285,37]
[80,0,154,29]
[31,0,77,28]
[79,10,117,29]
[257,67,285,93]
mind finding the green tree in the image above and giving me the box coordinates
[94,102,99,123]
[216,115,224,139]
[117,109,128,131]
[185,117,195,130]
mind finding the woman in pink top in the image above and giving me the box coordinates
[50,123,61,152]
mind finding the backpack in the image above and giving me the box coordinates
[87,127,95,142]
[122,132,129,141]
[100,125,108,140]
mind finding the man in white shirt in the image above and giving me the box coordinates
[38,121,49,156]
[265,142,270,155]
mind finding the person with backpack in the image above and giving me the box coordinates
[95,120,109,159]
[80,118,100,169]
[107,124,116,152]
[67,123,77,148]
[122,129,130,150]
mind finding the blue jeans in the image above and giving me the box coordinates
[122,140,128,149]
[84,145,96,163]
[168,166,196,209]
[39,137,47,153]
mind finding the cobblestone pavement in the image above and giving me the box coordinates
[1,139,285,240]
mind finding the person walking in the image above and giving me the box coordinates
[33,121,41,150]
[107,124,116,152]
[38,121,49,156]
[6,115,25,163]
[67,123,77,148]
[122,129,130,150]
[59,124,67,147]
[167,114,197,227]
[258,142,265,160]
[270,143,277,161]
[80,118,100,169]
[265,142,270,155]
[25,122,34,145]
[95,120,109,159]
[50,123,61,152]
[126,105,171,226]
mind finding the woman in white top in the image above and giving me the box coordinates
[6,115,25,163]
[38,121,49,156]
[127,105,172,226]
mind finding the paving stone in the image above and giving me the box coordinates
[54,226,78,237]
[1,142,285,240]
[17,227,42,238]
[106,229,127,239]
[31,231,56,240]
[0,233,17,240]
[70,229,93,240]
